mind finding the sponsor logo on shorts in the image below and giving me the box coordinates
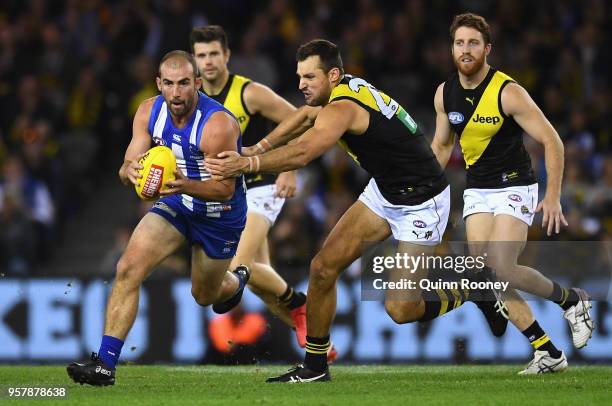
[448,111,464,125]
[263,203,273,212]
[413,220,427,228]
[412,230,433,240]
[222,241,237,254]
[521,205,531,215]
[508,194,522,203]
[501,171,519,182]
[206,204,232,213]
[153,201,177,217]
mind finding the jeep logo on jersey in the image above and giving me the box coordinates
[413,220,427,228]
[508,194,522,202]
[472,114,501,125]
[448,111,464,125]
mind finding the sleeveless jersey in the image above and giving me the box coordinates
[329,75,447,205]
[147,91,246,218]
[205,74,276,188]
[443,68,536,189]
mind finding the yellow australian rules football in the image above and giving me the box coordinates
[135,145,177,201]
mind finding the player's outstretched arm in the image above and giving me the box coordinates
[430,83,456,168]
[501,82,568,235]
[242,105,322,156]
[119,98,155,186]
[161,111,239,201]
[205,101,356,178]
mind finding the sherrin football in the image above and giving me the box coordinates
[135,145,177,201]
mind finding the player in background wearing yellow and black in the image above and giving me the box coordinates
[431,13,594,374]
[189,26,313,352]
[206,39,508,383]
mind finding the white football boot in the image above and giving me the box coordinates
[518,350,568,375]
[563,288,594,349]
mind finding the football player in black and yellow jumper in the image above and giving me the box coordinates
[189,26,314,352]
[206,39,508,382]
[431,13,593,374]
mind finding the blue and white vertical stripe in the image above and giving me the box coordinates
[147,91,244,214]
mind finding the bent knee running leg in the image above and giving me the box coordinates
[384,300,423,324]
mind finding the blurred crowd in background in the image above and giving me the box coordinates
[0,0,610,276]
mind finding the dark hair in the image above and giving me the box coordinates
[450,13,491,44]
[158,50,200,78]
[296,39,344,75]
[190,25,229,52]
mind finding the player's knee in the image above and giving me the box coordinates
[385,301,420,324]
[115,255,146,287]
[309,255,339,290]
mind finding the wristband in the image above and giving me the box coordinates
[260,138,273,151]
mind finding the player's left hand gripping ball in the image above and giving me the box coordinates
[135,146,177,201]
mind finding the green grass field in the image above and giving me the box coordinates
[1,364,610,405]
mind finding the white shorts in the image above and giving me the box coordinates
[358,178,450,245]
[463,183,538,226]
[246,184,285,225]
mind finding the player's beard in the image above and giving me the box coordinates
[169,97,193,118]
[454,52,486,77]
[304,87,330,107]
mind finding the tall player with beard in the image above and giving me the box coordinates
[431,13,594,374]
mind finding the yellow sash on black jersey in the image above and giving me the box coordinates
[319,75,446,206]
[328,76,419,164]
[459,71,513,168]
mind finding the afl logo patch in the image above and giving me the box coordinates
[413,220,427,229]
[448,112,464,125]
[508,194,522,203]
